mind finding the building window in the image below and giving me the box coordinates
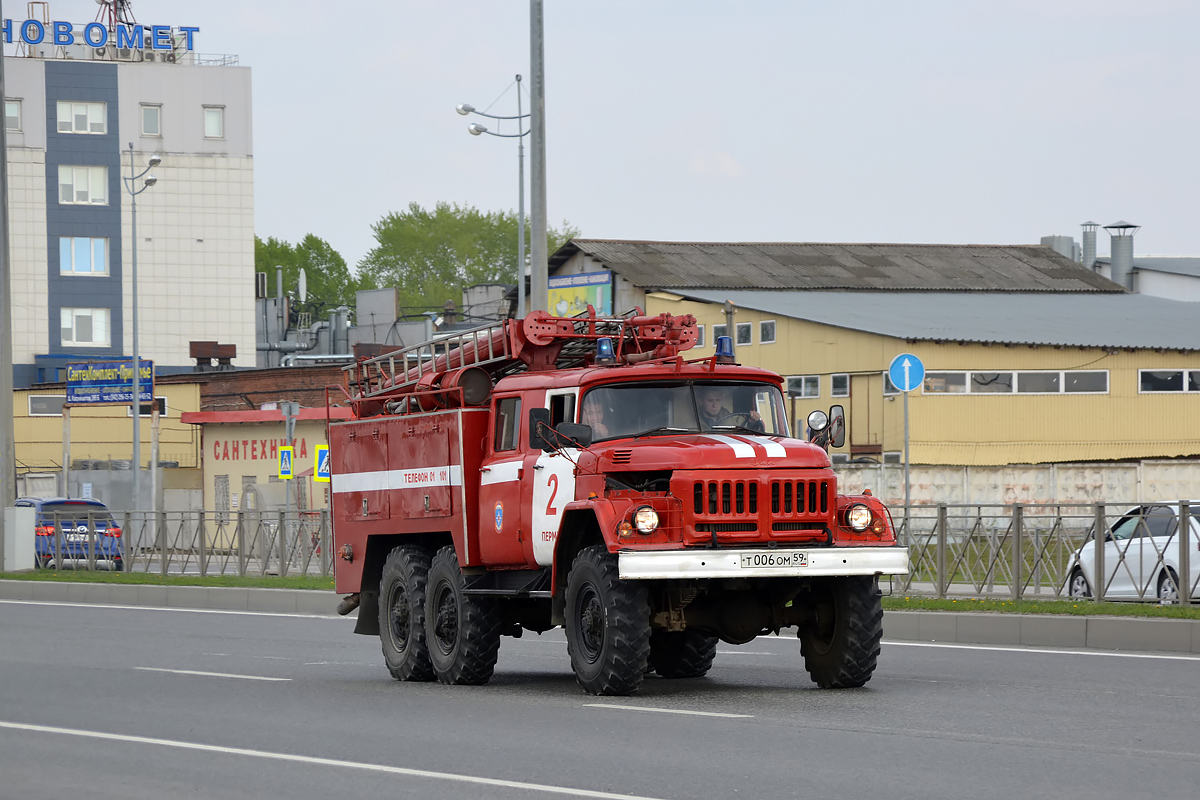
[1064,371,1108,393]
[787,375,819,398]
[883,452,902,464]
[59,237,108,275]
[60,308,110,347]
[760,320,776,344]
[736,322,752,346]
[204,106,224,138]
[125,397,168,417]
[56,101,107,134]
[1140,369,1200,393]
[713,323,727,342]
[923,372,968,393]
[1017,372,1059,393]
[695,325,705,348]
[5,99,20,132]
[971,372,1014,393]
[831,374,849,398]
[883,372,900,396]
[28,395,66,416]
[141,104,162,136]
[58,165,108,205]
[494,396,521,451]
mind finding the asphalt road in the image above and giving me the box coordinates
[2,600,1198,800]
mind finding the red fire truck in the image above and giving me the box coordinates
[328,310,908,695]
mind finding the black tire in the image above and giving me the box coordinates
[1067,568,1092,599]
[112,558,124,572]
[564,545,651,696]
[648,630,718,679]
[378,545,435,682]
[799,576,883,689]
[425,545,502,685]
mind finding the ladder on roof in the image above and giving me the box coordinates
[347,320,513,401]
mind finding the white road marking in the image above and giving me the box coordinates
[0,599,346,620]
[0,721,665,800]
[585,704,753,719]
[135,667,291,682]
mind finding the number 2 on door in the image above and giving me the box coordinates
[545,473,559,515]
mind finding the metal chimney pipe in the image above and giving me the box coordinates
[1080,221,1099,270]
[1104,221,1139,290]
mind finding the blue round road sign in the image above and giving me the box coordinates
[888,353,925,393]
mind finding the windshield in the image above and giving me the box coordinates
[579,381,788,442]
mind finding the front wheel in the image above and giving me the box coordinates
[425,546,502,685]
[378,545,435,682]
[1157,569,1180,604]
[799,576,883,689]
[564,545,651,696]
[1067,568,1092,599]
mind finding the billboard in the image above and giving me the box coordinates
[66,361,154,405]
[548,270,613,317]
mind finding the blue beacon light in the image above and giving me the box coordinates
[595,337,617,364]
[715,335,735,363]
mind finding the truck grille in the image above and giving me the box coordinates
[693,480,758,515]
[770,480,829,515]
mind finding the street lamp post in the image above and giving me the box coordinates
[457,76,530,320]
[123,144,159,515]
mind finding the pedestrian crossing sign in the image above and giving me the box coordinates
[279,446,294,480]
[315,446,331,483]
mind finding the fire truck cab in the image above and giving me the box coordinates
[329,310,909,695]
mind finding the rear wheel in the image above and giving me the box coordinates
[1157,569,1180,604]
[799,576,883,689]
[425,546,502,685]
[111,557,124,572]
[378,545,435,682]
[648,630,718,678]
[565,545,651,695]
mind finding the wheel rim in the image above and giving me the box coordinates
[432,582,458,655]
[1159,575,1179,603]
[1069,573,1088,597]
[809,599,836,655]
[575,583,605,663]
[386,583,411,652]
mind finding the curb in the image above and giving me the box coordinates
[3,580,1198,655]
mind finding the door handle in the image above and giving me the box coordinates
[533,464,545,470]
[480,467,491,473]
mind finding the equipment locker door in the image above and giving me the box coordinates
[477,394,528,566]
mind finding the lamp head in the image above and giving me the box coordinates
[456,103,475,116]
[594,337,617,365]
[148,154,162,168]
[143,175,157,187]
[714,336,735,363]
[467,122,488,136]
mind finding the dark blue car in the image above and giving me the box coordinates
[17,497,124,571]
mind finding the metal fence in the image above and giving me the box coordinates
[35,509,332,578]
[29,501,1200,605]
[893,502,1198,604]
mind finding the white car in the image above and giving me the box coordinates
[1066,504,1200,602]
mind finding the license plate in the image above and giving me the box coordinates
[740,551,806,568]
[66,533,90,542]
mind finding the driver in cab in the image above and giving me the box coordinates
[698,386,764,432]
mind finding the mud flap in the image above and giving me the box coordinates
[354,590,380,635]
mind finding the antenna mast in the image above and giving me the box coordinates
[95,0,138,32]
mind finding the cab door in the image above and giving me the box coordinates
[527,390,579,566]
[477,394,527,566]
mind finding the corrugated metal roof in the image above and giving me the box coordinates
[678,289,1200,350]
[552,239,1125,293]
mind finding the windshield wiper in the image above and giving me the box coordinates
[632,426,691,439]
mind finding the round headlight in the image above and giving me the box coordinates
[633,506,659,534]
[807,410,829,432]
[846,504,872,532]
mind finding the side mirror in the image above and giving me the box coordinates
[553,422,593,449]
[828,404,846,449]
[528,408,553,452]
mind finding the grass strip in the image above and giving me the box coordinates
[0,570,334,591]
[884,595,1200,620]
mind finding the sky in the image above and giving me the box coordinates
[29,1,1200,269]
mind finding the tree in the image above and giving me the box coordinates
[255,234,363,317]
[357,201,578,313]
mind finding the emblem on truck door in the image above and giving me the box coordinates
[494,502,504,532]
